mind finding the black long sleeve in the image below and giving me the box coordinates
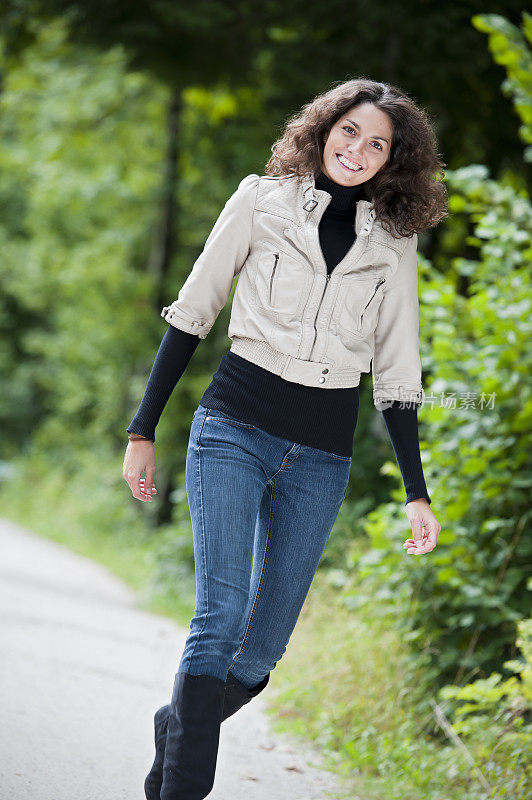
[126,325,201,442]
[381,402,431,505]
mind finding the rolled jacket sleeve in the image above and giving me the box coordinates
[371,232,426,411]
[161,173,260,338]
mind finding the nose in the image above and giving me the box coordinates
[347,143,363,156]
[347,147,364,164]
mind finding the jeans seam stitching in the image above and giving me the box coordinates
[228,481,275,670]
[267,444,301,481]
[197,407,208,445]
[187,424,209,667]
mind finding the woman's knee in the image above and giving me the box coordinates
[189,595,249,646]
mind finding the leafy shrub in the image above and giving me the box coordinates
[328,12,532,701]
[437,616,532,800]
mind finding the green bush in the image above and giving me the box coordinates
[331,165,532,703]
[437,616,532,799]
[328,12,532,702]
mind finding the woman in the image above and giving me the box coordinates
[123,78,446,800]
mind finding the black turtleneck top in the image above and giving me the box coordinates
[127,170,432,506]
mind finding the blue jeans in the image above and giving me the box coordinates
[177,404,351,690]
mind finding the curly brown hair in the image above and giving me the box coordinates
[264,78,448,238]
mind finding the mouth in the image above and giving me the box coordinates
[336,153,364,173]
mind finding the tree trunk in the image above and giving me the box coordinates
[148,87,183,527]
[148,86,182,311]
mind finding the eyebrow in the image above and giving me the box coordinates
[345,118,390,144]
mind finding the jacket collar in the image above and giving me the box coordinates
[300,171,376,237]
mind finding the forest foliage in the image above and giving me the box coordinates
[0,7,530,799]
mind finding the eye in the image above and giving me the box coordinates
[342,126,383,151]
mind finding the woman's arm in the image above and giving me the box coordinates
[380,401,431,505]
[371,233,425,409]
[160,173,260,338]
[382,400,441,556]
[128,173,259,442]
[127,325,201,442]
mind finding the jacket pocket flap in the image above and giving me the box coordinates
[255,203,299,224]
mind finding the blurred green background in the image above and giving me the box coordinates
[1,3,531,798]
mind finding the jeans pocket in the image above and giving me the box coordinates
[203,408,258,431]
[311,447,353,464]
[315,447,352,462]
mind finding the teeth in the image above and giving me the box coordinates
[337,154,363,171]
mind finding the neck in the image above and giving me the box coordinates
[314,169,368,212]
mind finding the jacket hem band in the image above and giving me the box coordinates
[229,337,362,389]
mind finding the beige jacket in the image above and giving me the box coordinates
[161,172,426,410]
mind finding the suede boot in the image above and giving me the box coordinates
[160,671,226,800]
[144,704,170,800]
[222,670,270,720]
[144,670,270,800]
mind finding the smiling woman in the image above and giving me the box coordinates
[123,77,447,800]
[267,78,447,238]
[322,103,392,184]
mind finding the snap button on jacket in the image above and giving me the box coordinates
[161,172,426,410]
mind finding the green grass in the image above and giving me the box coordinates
[263,577,490,800]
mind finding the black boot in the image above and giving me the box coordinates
[144,670,270,799]
[144,704,170,800]
[222,669,270,720]
[160,671,226,800]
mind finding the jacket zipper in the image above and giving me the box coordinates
[269,253,280,305]
[308,273,331,361]
[359,277,386,328]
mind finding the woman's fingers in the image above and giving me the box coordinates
[403,526,437,554]
[405,539,431,554]
[143,465,156,497]
[137,480,156,501]
[423,523,439,552]
[123,464,142,501]
[123,470,157,503]
[139,478,157,500]
[409,516,424,550]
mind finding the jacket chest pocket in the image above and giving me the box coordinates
[334,274,387,340]
[252,243,310,317]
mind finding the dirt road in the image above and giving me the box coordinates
[0,517,348,800]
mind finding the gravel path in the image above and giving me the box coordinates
[0,517,350,800]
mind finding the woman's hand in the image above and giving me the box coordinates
[123,439,158,502]
[403,499,441,555]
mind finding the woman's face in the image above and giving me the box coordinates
[321,101,392,186]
